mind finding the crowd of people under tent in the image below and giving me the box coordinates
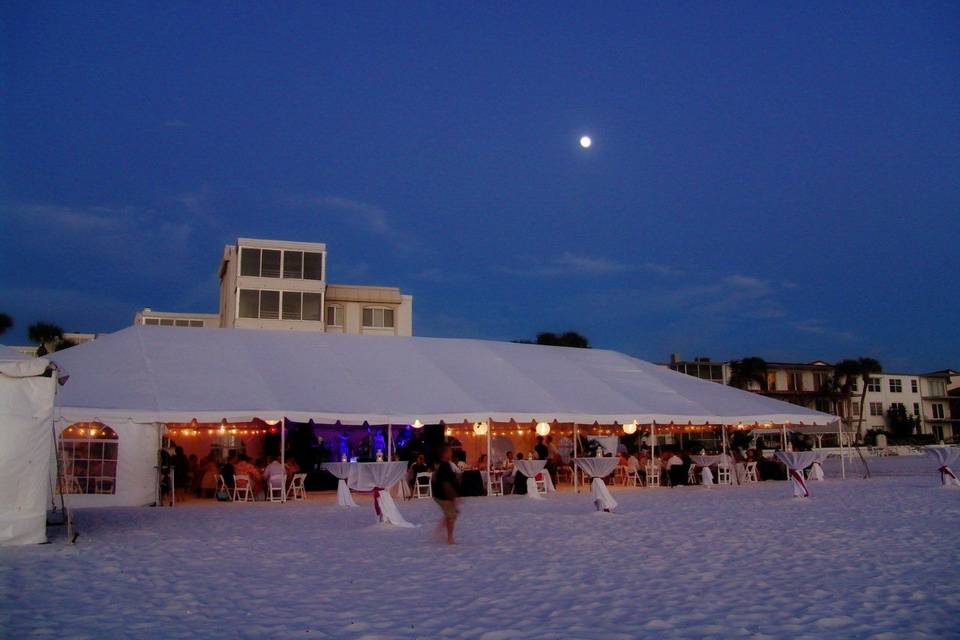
[156,420,820,502]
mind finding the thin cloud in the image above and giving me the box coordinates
[285,195,416,250]
[792,319,857,341]
[164,119,187,128]
[7,203,121,231]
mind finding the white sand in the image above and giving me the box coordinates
[1,456,958,639]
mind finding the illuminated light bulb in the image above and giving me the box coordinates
[412,420,424,429]
[536,422,551,436]
[622,421,638,435]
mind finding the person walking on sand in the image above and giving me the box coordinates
[432,445,461,544]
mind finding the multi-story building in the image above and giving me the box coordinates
[136,237,413,336]
[662,355,956,442]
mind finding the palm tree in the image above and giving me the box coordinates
[830,359,862,420]
[27,322,64,356]
[729,357,768,391]
[853,357,882,440]
[0,313,11,337]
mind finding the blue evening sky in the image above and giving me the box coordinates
[2,2,958,371]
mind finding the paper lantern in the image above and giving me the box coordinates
[535,421,551,436]
[473,421,488,436]
[622,420,638,435]
[412,419,424,429]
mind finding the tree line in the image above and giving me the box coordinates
[0,313,78,356]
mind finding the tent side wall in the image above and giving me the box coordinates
[0,375,55,546]
[55,418,160,509]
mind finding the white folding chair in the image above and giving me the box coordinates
[625,467,642,487]
[217,474,233,501]
[744,462,759,483]
[267,475,285,502]
[646,463,661,487]
[557,465,572,484]
[717,463,733,486]
[535,472,547,495]
[489,471,503,496]
[286,473,307,501]
[687,464,699,485]
[414,472,432,498]
[233,474,253,502]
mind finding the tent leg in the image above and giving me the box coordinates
[573,423,579,493]
[486,418,492,496]
[387,424,393,462]
[280,418,286,503]
[838,420,846,480]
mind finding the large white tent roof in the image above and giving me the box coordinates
[50,325,835,426]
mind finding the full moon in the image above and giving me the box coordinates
[579,135,592,148]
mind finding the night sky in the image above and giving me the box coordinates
[2,2,958,371]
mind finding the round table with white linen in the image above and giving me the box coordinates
[513,459,549,499]
[344,461,416,526]
[774,451,821,498]
[573,457,619,512]
[320,462,358,507]
[691,454,731,485]
[924,447,960,487]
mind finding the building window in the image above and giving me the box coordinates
[362,307,395,329]
[239,289,259,318]
[259,290,280,319]
[283,251,303,279]
[160,319,174,326]
[911,379,918,393]
[889,402,905,413]
[60,423,119,495]
[766,371,777,391]
[913,402,920,416]
[850,402,860,417]
[302,293,323,321]
[189,320,204,327]
[144,318,160,325]
[812,372,828,390]
[869,402,883,416]
[260,250,281,278]
[303,252,323,280]
[927,379,946,396]
[788,372,804,392]
[282,291,302,320]
[175,319,189,327]
[932,403,945,420]
[867,378,881,393]
[326,304,343,327]
[850,379,858,392]
[889,378,902,393]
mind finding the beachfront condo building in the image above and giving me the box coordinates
[135,237,413,336]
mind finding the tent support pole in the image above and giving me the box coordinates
[838,420,846,480]
[155,423,163,507]
[651,421,656,467]
[280,418,286,503]
[486,418,492,496]
[387,424,392,462]
[573,423,579,493]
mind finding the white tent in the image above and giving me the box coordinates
[49,326,836,506]
[0,347,56,545]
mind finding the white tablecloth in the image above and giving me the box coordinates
[321,462,358,507]
[513,460,547,499]
[925,447,960,487]
[574,458,619,511]
[691,454,731,486]
[345,462,415,527]
[775,452,819,498]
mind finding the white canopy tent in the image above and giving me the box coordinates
[0,347,57,545]
[49,326,837,506]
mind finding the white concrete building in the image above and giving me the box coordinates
[136,237,413,336]
[849,372,954,442]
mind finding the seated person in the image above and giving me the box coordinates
[219,456,236,493]
[512,452,527,494]
[262,456,285,492]
[665,451,686,486]
[233,455,262,496]
[409,454,429,490]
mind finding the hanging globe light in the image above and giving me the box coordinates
[412,419,424,429]
[473,421,488,436]
[622,420,638,435]
[535,421,551,436]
